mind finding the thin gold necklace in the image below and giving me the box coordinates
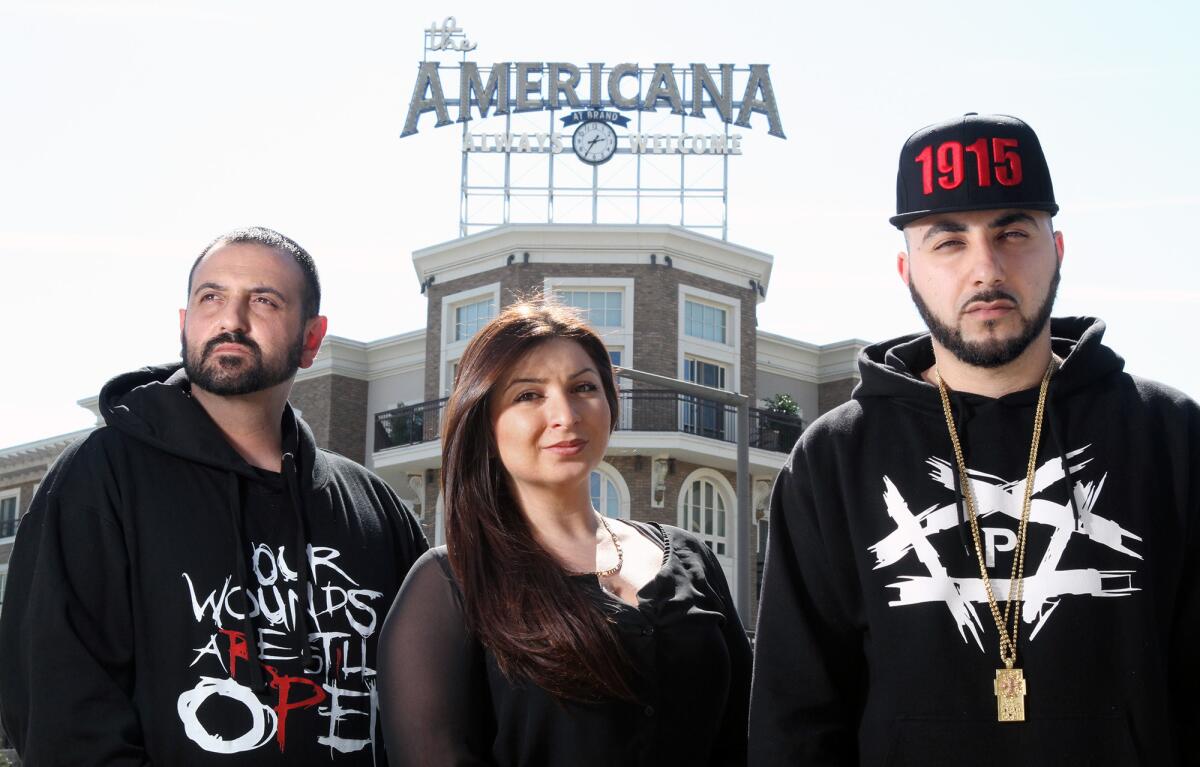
[935,358,1055,723]
[568,513,624,578]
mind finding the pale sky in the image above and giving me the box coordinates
[2,0,1197,448]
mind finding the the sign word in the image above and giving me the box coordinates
[403,62,784,139]
[425,16,476,52]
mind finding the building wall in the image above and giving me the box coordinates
[818,377,859,416]
[424,261,758,401]
[0,479,39,566]
[365,368,427,459]
[291,374,369,464]
[756,369,819,424]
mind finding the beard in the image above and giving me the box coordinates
[908,265,1060,369]
[181,329,303,396]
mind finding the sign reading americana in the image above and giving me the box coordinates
[401,62,785,140]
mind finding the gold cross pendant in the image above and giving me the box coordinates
[994,667,1027,722]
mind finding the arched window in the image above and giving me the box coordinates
[678,469,733,559]
[589,462,630,519]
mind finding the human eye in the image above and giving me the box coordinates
[999,229,1029,241]
[575,381,600,393]
[199,292,220,303]
[931,237,963,251]
[514,390,542,403]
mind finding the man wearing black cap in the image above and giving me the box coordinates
[749,114,1198,766]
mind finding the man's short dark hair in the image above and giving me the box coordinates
[187,226,321,320]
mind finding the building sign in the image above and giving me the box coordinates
[402,60,786,140]
[406,18,784,239]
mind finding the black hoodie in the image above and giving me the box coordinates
[0,365,428,765]
[749,318,1200,766]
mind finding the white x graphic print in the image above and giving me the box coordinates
[868,445,1142,651]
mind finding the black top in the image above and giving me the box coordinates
[0,364,429,765]
[379,521,751,766]
[749,318,1200,766]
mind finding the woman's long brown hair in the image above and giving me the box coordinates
[441,298,634,702]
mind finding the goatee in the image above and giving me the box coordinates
[908,265,1060,369]
[181,330,302,396]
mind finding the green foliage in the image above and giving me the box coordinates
[763,393,800,415]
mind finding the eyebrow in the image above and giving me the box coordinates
[192,282,288,302]
[988,211,1037,229]
[921,211,1039,244]
[920,220,967,244]
[503,367,598,391]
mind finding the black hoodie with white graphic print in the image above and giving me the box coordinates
[749,317,1200,767]
[0,364,428,765]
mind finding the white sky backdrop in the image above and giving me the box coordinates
[2,0,1197,448]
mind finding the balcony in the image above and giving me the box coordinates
[373,389,804,454]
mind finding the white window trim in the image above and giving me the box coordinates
[543,277,635,369]
[434,491,446,547]
[0,487,21,544]
[678,286,740,393]
[440,283,501,397]
[591,461,631,520]
[677,468,737,586]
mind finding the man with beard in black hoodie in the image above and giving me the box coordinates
[749,114,1199,766]
[0,227,428,765]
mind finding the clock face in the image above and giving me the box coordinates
[572,120,618,165]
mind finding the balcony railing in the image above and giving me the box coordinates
[374,389,804,454]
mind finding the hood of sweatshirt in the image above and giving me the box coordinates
[849,316,1127,554]
[98,363,332,487]
[853,316,1125,410]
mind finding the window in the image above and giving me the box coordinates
[0,490,19,540]
[589,463,629,519]
[454,298,495,341]
[683,357,729,439]
[590,472,620,518]
[543,278,634,369]
[560,290,623,328]
[685,300,726,344]
[442,284,501,397]
[679,472,730,558]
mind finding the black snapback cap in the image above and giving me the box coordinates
[890,113,1058,229]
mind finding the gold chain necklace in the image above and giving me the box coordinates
[568,513,624,578]
[934,359,1055,723]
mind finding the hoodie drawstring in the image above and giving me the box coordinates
[227,473,268,694]
[282,452,314,670]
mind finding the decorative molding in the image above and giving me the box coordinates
[0,427,94,464]
[412,224,773,295]
[756,330,866,383]
[296,331,427,383]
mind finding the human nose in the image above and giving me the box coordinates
[966,237,1005,287]
[545,388,581,428]
[216,294,250,333]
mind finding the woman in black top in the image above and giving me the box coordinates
[378,299,751,766]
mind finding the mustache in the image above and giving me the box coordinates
[960,289,1019,313]
[202,332,262,359]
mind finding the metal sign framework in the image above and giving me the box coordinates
[420,26,761,240]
